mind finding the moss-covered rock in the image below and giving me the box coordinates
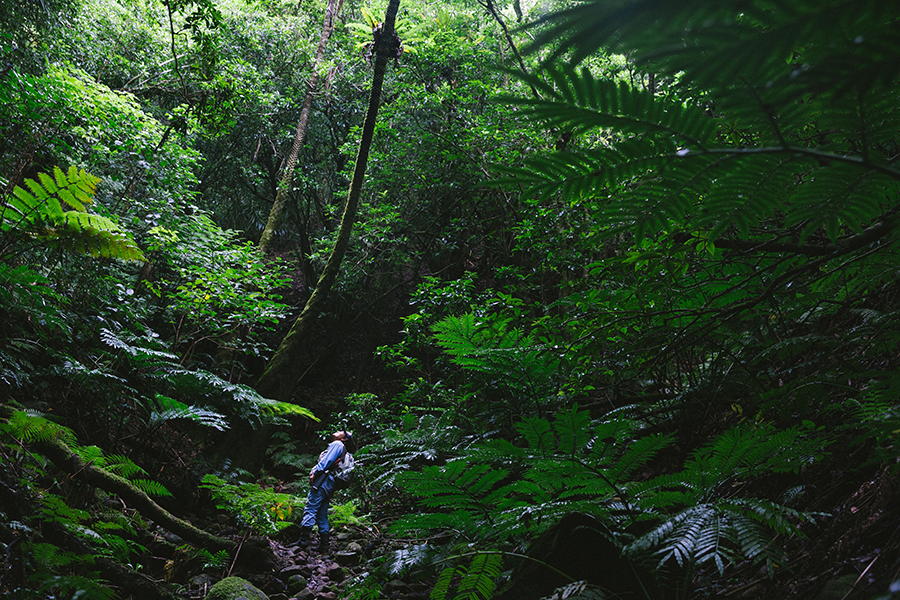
[205,577,269,600]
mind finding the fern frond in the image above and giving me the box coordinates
[58,358,128,387]
[130,479,172,497]
[99,328,179,362]
[390,544,435,576]
[502,66,716,146]
[516,416,556,452]
[73,445,106,466]
[455,553,502,600]
[3,166,145,261]
[552,406,593,455]
[4,410,77,446]
[786,164,893,241]
[496,137,681,203]
[149,395,230,432]
[700,154,809,240]
[526,0,900,95]
[604,432,676,483]
[431,565,456,600]
[103,455,147,479]
[397,460,507,514]
[392,510,479,537]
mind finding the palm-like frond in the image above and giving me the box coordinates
[502,66,716,145]
[2,166,145,261]
[633,492,822,576]
[98,327,316,427]
[3,409,77,446]
[455,553,503,600]
[507,1,900,248]
[526,0,900,95]
[148,394,229,432]
[395,460,508,517]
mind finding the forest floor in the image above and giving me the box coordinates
[233,527,429,600]
[190,463,900,600]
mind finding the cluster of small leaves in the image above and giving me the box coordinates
[329,500,374,528]
[144,215,293,333]
[200,474,301,536]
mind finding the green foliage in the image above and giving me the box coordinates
[200,473,301,535]
[509,1,900,247]
[543,581,608,600]
[266,430,318,477]
[624,425,825,574]
[1,412,147,600]
[486,4,900,503]
[329,500,373,528]
[5,409,173,498]
[38,575,115,600]
[194,548,231,572]
[391,406,670,542]
[356,409,469,496]
[4,409,77,446]
[93,327,316,429]
[431,553,502,600]
[2,166,145,262]
[144,215,293,349]
[149,394,230,432]
[392,407,823,578]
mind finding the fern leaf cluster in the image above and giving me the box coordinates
[507,0,900,248]
[502,66,716,145]
[4,410,173,498]
[391,406,823,577]
[2,166,145,261]
[93,327,316,430]
[431,553,503,600]
[356,409,469,494]
[1,411,150,600]
[4,408,77,446]
[200,474,301,535]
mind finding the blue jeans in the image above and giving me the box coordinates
[300,475,334,533]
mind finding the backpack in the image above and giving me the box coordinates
[333,452,355,490]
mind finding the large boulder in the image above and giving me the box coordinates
[205,577,268,600]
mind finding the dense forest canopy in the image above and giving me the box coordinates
[2,0,900,599]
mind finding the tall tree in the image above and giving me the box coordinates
[258,0,344,255]
[256,0,402,401]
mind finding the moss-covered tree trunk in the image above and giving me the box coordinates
[30,434,243,552]
[258,0,344,255]
[256,0,402,401]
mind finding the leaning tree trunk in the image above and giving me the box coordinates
[256,0,401,401]
[0,407,273,571]
[258,0,344,255]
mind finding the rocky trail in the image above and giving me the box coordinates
[190,526,431,600]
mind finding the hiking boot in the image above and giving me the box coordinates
[288,526,312,548]
[317,532,330,553]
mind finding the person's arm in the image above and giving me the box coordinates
[309,441,344,484]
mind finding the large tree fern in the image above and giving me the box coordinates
[507,1,900,247]
[392,408,823,580]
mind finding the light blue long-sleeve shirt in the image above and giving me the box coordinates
[314,440,346,473]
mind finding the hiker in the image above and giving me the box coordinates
[291,429,353,552]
